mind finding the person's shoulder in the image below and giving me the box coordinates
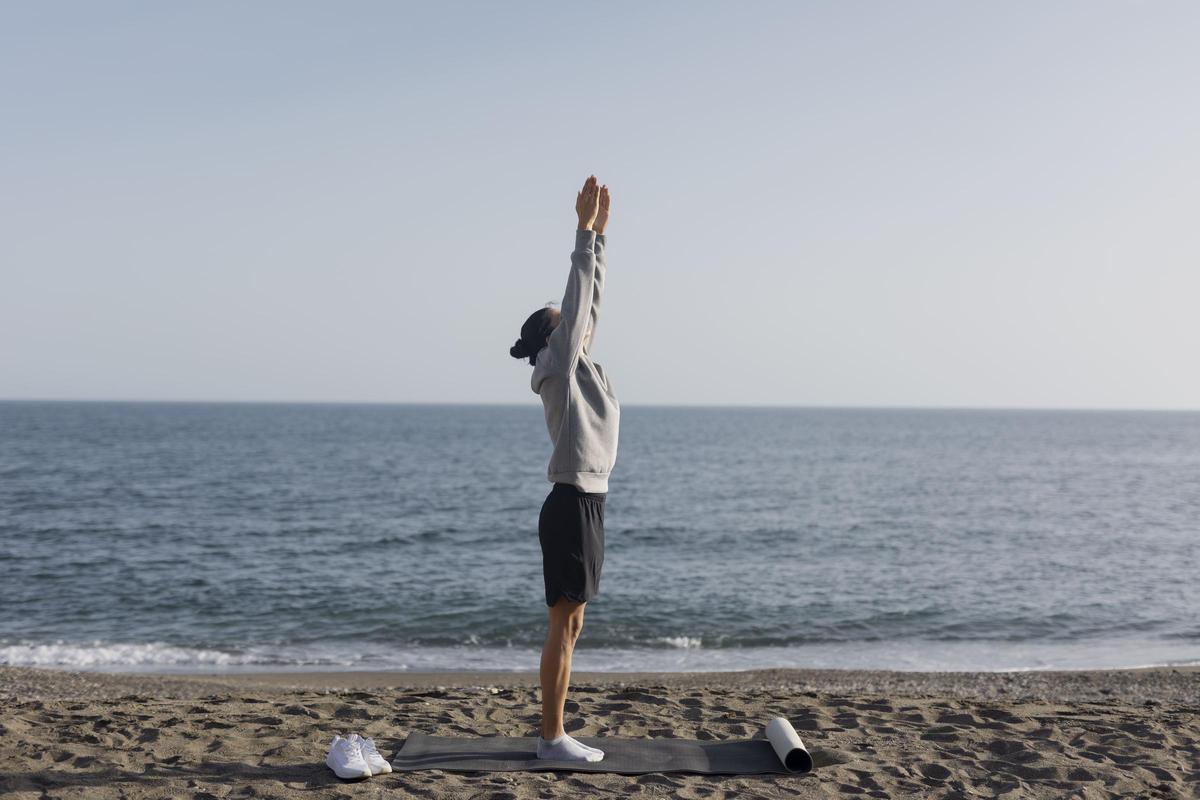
[533,346,566,376]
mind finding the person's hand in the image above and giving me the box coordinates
[594,183,611,235]
[576,175,600,231]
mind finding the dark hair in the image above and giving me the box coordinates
[509,304,557,366]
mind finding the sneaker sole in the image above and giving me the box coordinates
[326,758,371,779]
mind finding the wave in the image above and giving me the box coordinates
[0,640,263,669]
[4,637,1198,674]
[0,640,401,671]
[655,636,703,649]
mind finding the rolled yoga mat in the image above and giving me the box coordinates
[390,716,837,775]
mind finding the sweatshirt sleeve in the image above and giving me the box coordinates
[546,228,597,375]
[582,233,606,355]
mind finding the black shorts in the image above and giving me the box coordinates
[538,482,606,607]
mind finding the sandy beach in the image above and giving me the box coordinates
[0,665,1195,798]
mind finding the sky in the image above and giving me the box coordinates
[2,1,1197,409]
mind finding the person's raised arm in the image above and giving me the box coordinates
[583,184,610,355]
[546,175,600,373]
[583,233,605,356]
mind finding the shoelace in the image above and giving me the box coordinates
[358,737,381,758]
[337,737,365,759]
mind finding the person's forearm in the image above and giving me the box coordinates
[546,228,598,371]
[584,233,605,353]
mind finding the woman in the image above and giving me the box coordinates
[508,174,620,763]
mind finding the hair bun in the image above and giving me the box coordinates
[509,338,528,359]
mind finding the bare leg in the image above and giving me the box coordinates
[536,597,602,761]
[539,597,585,739]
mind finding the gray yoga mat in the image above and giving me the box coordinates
[391,721,843,775]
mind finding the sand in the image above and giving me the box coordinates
[1,665,1196,799]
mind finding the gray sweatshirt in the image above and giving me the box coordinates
[531,228,620,493]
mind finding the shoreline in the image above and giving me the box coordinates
[4,663,1198,703]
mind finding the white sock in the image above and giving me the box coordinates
[537,733,604,762]
[563,733,602,755]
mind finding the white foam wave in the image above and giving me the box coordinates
[0,640,257,669]
[3,638,1196,675]
[656,636,703,649]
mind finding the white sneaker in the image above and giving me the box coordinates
[350,732,392,775]
[326,733,372,779]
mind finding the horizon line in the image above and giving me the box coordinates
[1,397,1198,413]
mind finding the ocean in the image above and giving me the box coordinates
[1,401,1197,674]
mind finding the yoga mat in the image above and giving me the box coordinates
[391,716,839,775]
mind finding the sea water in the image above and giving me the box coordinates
[1,401,1196,673]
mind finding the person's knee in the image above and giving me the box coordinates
[567,606,586,643]
[550,599,586,642]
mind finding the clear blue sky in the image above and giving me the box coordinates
[2,1,1197,408]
